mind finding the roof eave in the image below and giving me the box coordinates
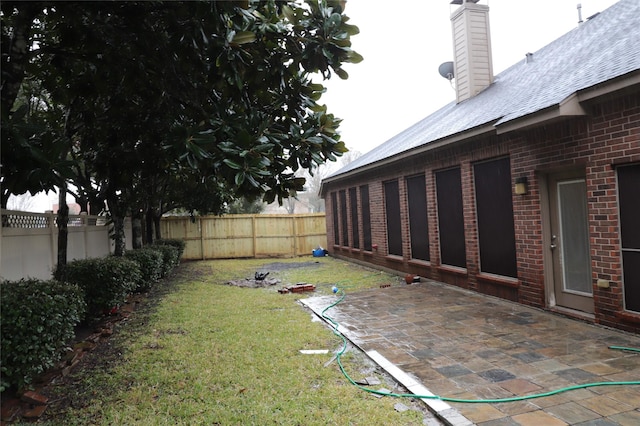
[320,122,497,195]
[495,93,587,135]
[496,71,640,135]
[577,69,640,102]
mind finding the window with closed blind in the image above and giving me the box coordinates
[406,174,429,261]
[339,190,348,247]
[349,187,359,249]
[618,163,640,312]
[360,185,372,251]
[435,167,466,268]
[474,157,517,278]
[331,192,339,245]
[384,180,403,256]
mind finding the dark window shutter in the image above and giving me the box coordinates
[360,185,372,251]
[349,187,359,249]
[331,192,339,244]
[474,157,517,278]
[406,175,429,261]
[339,190,348,247]
[435,168,466,268]
[384,180,403,256]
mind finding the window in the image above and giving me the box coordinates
[435,167,466,268]
[406,174,429,261]
[474,157,517,278]
[384,180,403,256]
[349,187,359,249]
[360,185,372,251]
[618,164,640,312]
[339,190,348,247]
[331,192,339,245]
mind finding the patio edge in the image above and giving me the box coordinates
[300,298,475,426]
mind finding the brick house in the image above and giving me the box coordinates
[320,0,640,333]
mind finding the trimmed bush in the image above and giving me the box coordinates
[154,238,185,259]
[124,248,163,291]
[1,279,86,392]
[149,244,180,277]
[58,257,141,318]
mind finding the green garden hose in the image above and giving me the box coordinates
[608,345,640,353]
[321,288,640,404]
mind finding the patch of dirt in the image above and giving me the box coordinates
[259,261,322,271]
[224,261,322,288]
[226,277,281,288]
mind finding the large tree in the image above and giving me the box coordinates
[1,0,361,255]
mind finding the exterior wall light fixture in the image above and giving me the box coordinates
[515,176,528,195]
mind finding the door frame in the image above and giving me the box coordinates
[539,167,595,317]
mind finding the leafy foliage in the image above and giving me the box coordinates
[226,196,266,214]
[2,0,361,251]
[124,249,164,291]
[57,257,141,318]
[153,238,186,259]
[148,245,181,278]
[0,279,86,392]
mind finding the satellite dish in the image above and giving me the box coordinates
[438,61,454,80]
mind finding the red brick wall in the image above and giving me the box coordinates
[323,90,640,333]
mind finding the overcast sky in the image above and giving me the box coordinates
[321,0,620,156]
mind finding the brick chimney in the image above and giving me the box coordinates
[450,0,494,103]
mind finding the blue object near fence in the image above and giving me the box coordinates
[312,247,327,257]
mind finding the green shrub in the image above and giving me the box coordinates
[0,279,86,392]
[124,248,163,291]
[154,238,185,259]
[149,244,180,277]
[58,257,141,317]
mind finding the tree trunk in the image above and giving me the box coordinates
[145,207,154,244]
[1,192,10,209]
[56,183,69,276]
[76,195,89,213]
[285,198,296,214]
[154,213,162,241]
[132,211,143,249]
[112,215,126,256]
[89,194,105,215]
[107,193,126,256]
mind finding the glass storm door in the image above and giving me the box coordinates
[549,174,594,313]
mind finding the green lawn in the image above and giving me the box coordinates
[39,257,430,425]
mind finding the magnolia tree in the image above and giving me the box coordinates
[1,0,361,255]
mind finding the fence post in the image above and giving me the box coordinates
[199,216,205,260]
[292,215,297,256]
[252,215,257,257]
[47,210,56,270]
[80,212,88,258]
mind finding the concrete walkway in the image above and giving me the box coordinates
[301,280,640,426]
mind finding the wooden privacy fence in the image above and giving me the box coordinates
[160,213,327,260]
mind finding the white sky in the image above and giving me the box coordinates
[321,0,620,155]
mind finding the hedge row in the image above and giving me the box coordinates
[0,279,85,393]
[0,239,185,392]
